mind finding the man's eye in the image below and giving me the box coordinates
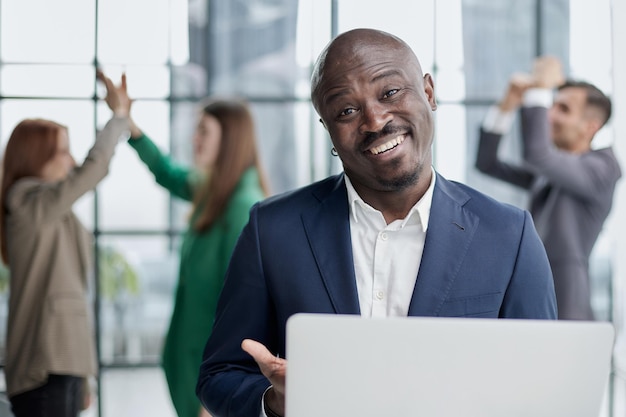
[383,89,399,98]
[340,108,356,116]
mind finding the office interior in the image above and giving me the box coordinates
[0,0,625,416]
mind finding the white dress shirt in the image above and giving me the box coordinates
[260,168,436,416]
[345,169,435,317]
[482,88,553,134]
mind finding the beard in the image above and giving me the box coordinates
[375,159,423,190]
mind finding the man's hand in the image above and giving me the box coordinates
[499,72,534,112]
[532,55,564,89]
[242,339,287,416]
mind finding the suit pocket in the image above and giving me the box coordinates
[440,292,502,318]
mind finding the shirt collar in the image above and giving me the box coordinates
[344,167,436,231]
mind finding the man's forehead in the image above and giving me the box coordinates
[327,37,407,63]
[311,29,420,108]
[558,87,586,100]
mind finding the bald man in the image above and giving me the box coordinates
[197,28,556,417]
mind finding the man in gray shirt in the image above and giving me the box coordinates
[476,56,622,320]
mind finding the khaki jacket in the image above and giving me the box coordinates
[4,116,129,397]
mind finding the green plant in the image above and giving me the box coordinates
[98,246,140,300]
[0,260,8,294]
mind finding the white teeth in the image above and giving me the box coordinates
[369,135,405,155]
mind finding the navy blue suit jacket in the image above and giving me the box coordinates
[197,172,557,417]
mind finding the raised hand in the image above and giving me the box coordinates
[531,55,565,89]
[96,69,131,117]
[499,72,535,112]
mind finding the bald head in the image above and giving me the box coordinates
[310,28,423,113]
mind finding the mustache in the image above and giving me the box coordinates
[361,123,409,149]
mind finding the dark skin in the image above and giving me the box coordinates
[242,28,438,415]
[313,29,437,223]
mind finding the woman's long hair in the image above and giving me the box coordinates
[192,99,269,231]
[0,119,66,263]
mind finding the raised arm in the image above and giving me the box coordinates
[10,73,131,223]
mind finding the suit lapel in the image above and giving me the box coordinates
[408,174,479,316]
[301,176,361,315]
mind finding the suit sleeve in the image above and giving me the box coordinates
[196,203,274,417]
[499,210,557,319]
[6,116,129,224]
[475,128,535,189]
[521,107,620,200]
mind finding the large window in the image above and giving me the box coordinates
[0,1,620,416]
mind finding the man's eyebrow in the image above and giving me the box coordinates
[371,68,402,83]
[323,88,350,107]
[323,69,404,106]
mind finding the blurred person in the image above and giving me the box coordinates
[1,72,131,417]
[114,80,269,417]
[196,28,557,417]
[475,56,622,320]
[0,158,6,292]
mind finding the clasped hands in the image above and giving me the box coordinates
[499,55,565,112]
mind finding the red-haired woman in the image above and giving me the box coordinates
[0,73,131,417]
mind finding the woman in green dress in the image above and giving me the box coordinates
[122,92,270,417]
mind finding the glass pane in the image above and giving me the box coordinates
[96,65,171,100]
[434,104,467,182]
[171,64,208,99]
[98,235,177,365]
[249,101,300,194]
[208,0,301,98]
[570,0,612,90]
[569,0,614,150]
[337,0,435,73]
[97,100,171,230]
[294,0,332,99]
[100,368,176,417]
[0,65,95,98]
[1,99,94,152]
[435,69,466,102]
[0,0,95,63]
[460,1,536,101]
[436,0,464,70]
[97,0,170,65]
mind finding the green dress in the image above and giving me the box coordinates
[128,134,265,417]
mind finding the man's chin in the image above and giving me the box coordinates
[376,170,420,191]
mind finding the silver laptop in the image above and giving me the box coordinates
[285,313,614,417]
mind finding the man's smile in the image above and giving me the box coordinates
[367,134,406,155]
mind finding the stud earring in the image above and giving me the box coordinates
[331,147,338,157]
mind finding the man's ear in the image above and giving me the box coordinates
[423,74,437,111]
[584,108,605,139]
[586,118,603,139]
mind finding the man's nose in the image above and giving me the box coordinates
[359,101,392,135]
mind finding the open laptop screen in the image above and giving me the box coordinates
[286,314,613,417]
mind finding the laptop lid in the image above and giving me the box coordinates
[285,313,614,417]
